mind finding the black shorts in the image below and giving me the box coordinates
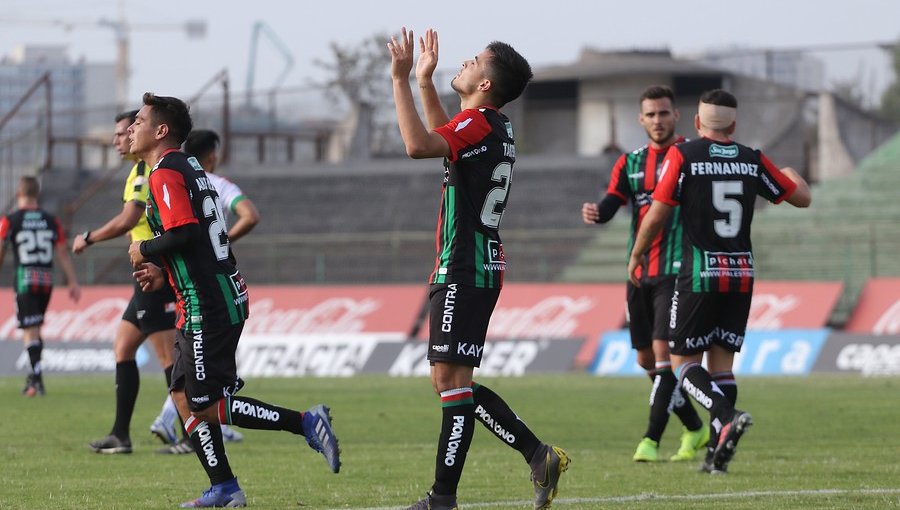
[171,323,244,411]
[626,276,676,350]
[122,280,176,335]
[668,283,753,356]
[427,283,500,367]
[16,290,52,328]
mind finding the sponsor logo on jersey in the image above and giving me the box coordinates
[162,183,171,208]
[709,144,738,158]
[460,145,488,159]
[444,415,466,466]
[187,156,204,172]
[454,118,473,132]
[432,344,450,353]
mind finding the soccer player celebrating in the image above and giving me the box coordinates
[126,93,340,507]
[0,176,81,396]
[389,28,569,510]
[629,89,811,473]
[582,85,706,463]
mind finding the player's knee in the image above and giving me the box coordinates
[191,406,220,424]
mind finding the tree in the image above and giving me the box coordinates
[312,32,397,158]
[879,38,900,120]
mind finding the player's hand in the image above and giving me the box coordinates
[72,234,88,254]
[128,241,146,268]
[388,27,415,80]
[68,284,81,303]
[415,28,439,82]
[627,254,646,287]
[582,202,600,224]
[133,262,165,292]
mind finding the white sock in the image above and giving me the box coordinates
[160,394,178,425]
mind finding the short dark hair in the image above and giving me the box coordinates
[18,176,40,198]
[142,92,193,145]
[183,129,220,160]
[485,41,533,108]
[700,89,738,108]
[115,109,139,124]
[639,85,675,105]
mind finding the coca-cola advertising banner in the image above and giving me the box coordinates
[0,283,626,342]
[844,278,900,334]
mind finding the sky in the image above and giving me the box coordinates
[1,0,898,109]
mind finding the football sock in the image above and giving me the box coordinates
[217,396,303,434]
[26,339,43,376]
[678,362,733,435]
[671,377,704,431]
[644,362,676,442]
[432,387,475,497]
[472,382,541,462]
[712,371,738,405]
[111,360,139,439]
[184,416,234,485]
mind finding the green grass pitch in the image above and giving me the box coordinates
[2,374,899,509]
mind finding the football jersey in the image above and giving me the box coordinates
[123,161,154,241]
[653,137,797,293]
[0,207,65,293]
[607,137,685,279]
[432,107,516,288]
[205,172,246,224]
[145,149,249,331]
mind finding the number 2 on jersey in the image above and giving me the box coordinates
[202,195,229,261]
[16,230,53,265]
[481,162,513,229]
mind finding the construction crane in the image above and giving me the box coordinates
[245,20,294,110]
[0,4,206,110]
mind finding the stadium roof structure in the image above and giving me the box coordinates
[534,48,729,81]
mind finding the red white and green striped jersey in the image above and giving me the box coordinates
[0,208,64,294]
[431,107,516,288]
[653,138,798,293]
[145,149,249,331]
[607,137,685,279]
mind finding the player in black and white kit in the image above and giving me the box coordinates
[0,176,80,396]
[629,89,811,474]
[389,28,568,510]
[126,93,340,507]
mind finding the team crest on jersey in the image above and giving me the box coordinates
[187,156,205,172]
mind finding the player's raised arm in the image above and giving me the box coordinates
[389,27,450,159]
[416,28,451,129]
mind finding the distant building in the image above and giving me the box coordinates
[697,48,825,92]
[0,45,115,171]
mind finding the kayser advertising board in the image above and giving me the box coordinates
[0,281,843,377]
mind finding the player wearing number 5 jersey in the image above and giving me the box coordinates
[629,89,811,475]
[127,93,339,507]
[390,27,568,510]
[0,176,81,396]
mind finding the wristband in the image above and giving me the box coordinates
[83,231,94,245]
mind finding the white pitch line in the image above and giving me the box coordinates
[352,487,900,510]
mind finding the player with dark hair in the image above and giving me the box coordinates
[389,28,568,510]
[0,176,81,396]
[629,89,811,474]
[150,128,260,453]
[126,92,340,507]
[75,109,178,454]
[583,85,706,463]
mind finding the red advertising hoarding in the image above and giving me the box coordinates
[748,281,843,330]
[845,278,900,334]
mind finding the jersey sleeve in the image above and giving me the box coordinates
[217,176,245,213]
[605,154,630,201]
[433,109,493,162]
[652,146,685,206]
[0,216,9,242]
[757,153,798,204]
[123,162,149,205]
[149,168,199,231]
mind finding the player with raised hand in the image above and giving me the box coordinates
[390,27,568,510]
